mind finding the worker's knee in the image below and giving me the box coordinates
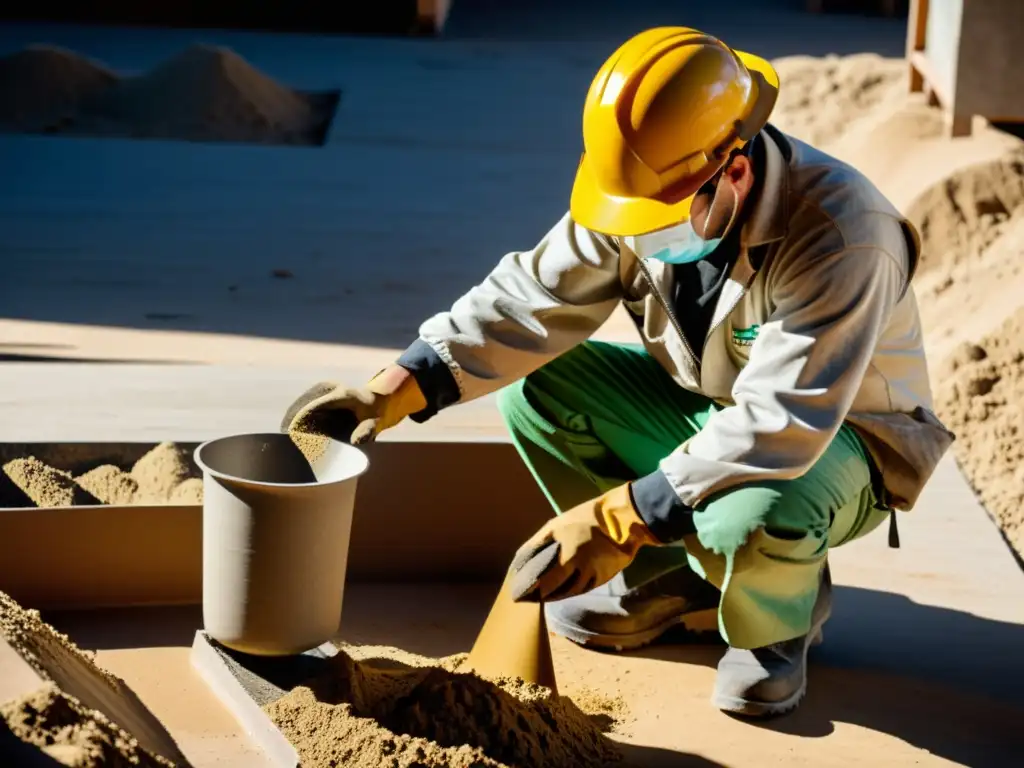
[694,480,831,558]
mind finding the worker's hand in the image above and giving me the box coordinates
[280,366,427,445]
[507,484,659,603]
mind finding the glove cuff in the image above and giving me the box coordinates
[367,366,428,431]
[599,484,660,553]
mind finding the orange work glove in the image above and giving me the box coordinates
[507,484,659,603]
[281,365,427,445]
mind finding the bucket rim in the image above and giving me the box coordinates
[193,432,369,489]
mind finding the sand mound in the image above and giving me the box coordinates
[76,465,140,506]
[0,42,337,145]
[167,477,203,504]
[935,311,1024,558]
[1,684,171,768]
[1,443,201,507]
[906,150,1024,274]
[79,44,324,144]
[0,591,185,766]
[770,53,906,148]
[265,646,624,768]
[130,442,194,503]
[3,458,97,507]
[0,45,116,132]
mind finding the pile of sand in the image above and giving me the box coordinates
[769,53,907,148]
[264,645,624,768]
[0,43,337,145]
[900,152,1024,562]
[1,442,202,507]
[0,45,117,132]
[0,591,184,767]
[934,311,1024,556]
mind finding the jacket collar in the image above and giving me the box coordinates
[741,125,790,249]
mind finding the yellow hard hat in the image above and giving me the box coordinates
[570,27,780,237]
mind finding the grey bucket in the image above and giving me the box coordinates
[194,433,369,656]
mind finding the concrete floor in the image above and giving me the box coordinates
[47,574,1024,767]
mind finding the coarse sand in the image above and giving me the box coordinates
[0,591,184,767]
[263,645,625,768]
[2,458,98,508]
[129,442,194,504]
[76,465,139,506]
[0,43,338,145]
[1,442,202,507]
[934,310,1024,557]
[769,53,907,149]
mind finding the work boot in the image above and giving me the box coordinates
[545,564,721,651]
[712,563,832,717]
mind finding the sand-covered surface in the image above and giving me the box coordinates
[1,442,202,507]
[0,44,338,145]
[1,587,626,768]
[0,591,185,767]
[263,644,624,768]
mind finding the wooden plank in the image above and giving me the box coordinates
[190,633,299,768]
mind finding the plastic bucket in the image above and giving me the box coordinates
[194,433,368,656]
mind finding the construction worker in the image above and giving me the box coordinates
[283,27,954,717]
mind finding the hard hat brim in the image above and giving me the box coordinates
[571,153,696,237]
[571,48,778,237]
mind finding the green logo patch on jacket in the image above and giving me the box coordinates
[732,324,760,347]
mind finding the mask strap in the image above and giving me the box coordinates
[701,176,740,241]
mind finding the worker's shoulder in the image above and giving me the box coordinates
[775,130,914,269]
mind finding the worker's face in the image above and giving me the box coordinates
[688,153,755,241]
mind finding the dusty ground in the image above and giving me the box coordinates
[0,591,186,767]
[265,645,624,768]
[0,44,337,145]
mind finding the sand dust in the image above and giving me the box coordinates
[1,442,202,507]
[0,43,337,145]
[0,591,184,767]
[288,429,331,466]
[264,645,624,768]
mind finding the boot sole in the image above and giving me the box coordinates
[711,625,825,718]
[548,606,719,652]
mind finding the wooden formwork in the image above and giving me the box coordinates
[907,0,1024,137]
[0,440,547,610]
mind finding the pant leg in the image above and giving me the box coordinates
[685,424,889,649]
[497,340,889,648]
[496,341,717,586]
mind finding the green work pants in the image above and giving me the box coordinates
[496,341,889,649]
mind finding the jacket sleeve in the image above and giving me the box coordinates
[639,243,906,539]
[402,211,625,410]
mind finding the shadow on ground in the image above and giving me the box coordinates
[630,585,1024,767]
[0,1,908,351]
